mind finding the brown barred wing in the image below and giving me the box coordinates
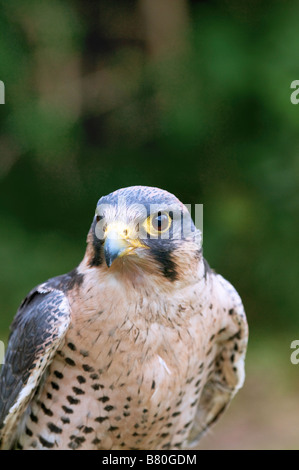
[0,285,70,449]
[187,273,248,447]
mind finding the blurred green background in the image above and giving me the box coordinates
[0,0,299,449]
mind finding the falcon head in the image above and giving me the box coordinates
[85,186,202,284]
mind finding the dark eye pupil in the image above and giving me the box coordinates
[152,212,169,231]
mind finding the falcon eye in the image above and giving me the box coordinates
[95,214,104,223]
[145,211,172,236]
[152,212,170,232]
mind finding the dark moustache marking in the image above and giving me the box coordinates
[149,245,178,282]
[90,216,180,280]
[90,218,104,267]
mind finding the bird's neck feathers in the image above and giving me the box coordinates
[74,248,209,328]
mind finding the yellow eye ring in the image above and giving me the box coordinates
[144,211,172,236]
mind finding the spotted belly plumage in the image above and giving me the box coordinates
[0,186,248,450]
[17,306,208,450]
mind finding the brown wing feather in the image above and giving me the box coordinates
[187,273,248,447]
[0,284,70,449]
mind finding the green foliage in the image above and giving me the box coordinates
[0,0,298,337]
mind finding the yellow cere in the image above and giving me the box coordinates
[104,221,148,251]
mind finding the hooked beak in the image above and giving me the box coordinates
[104,236,132,268]
[103,222,147,268]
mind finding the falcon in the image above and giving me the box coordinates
[0,186,248,450]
